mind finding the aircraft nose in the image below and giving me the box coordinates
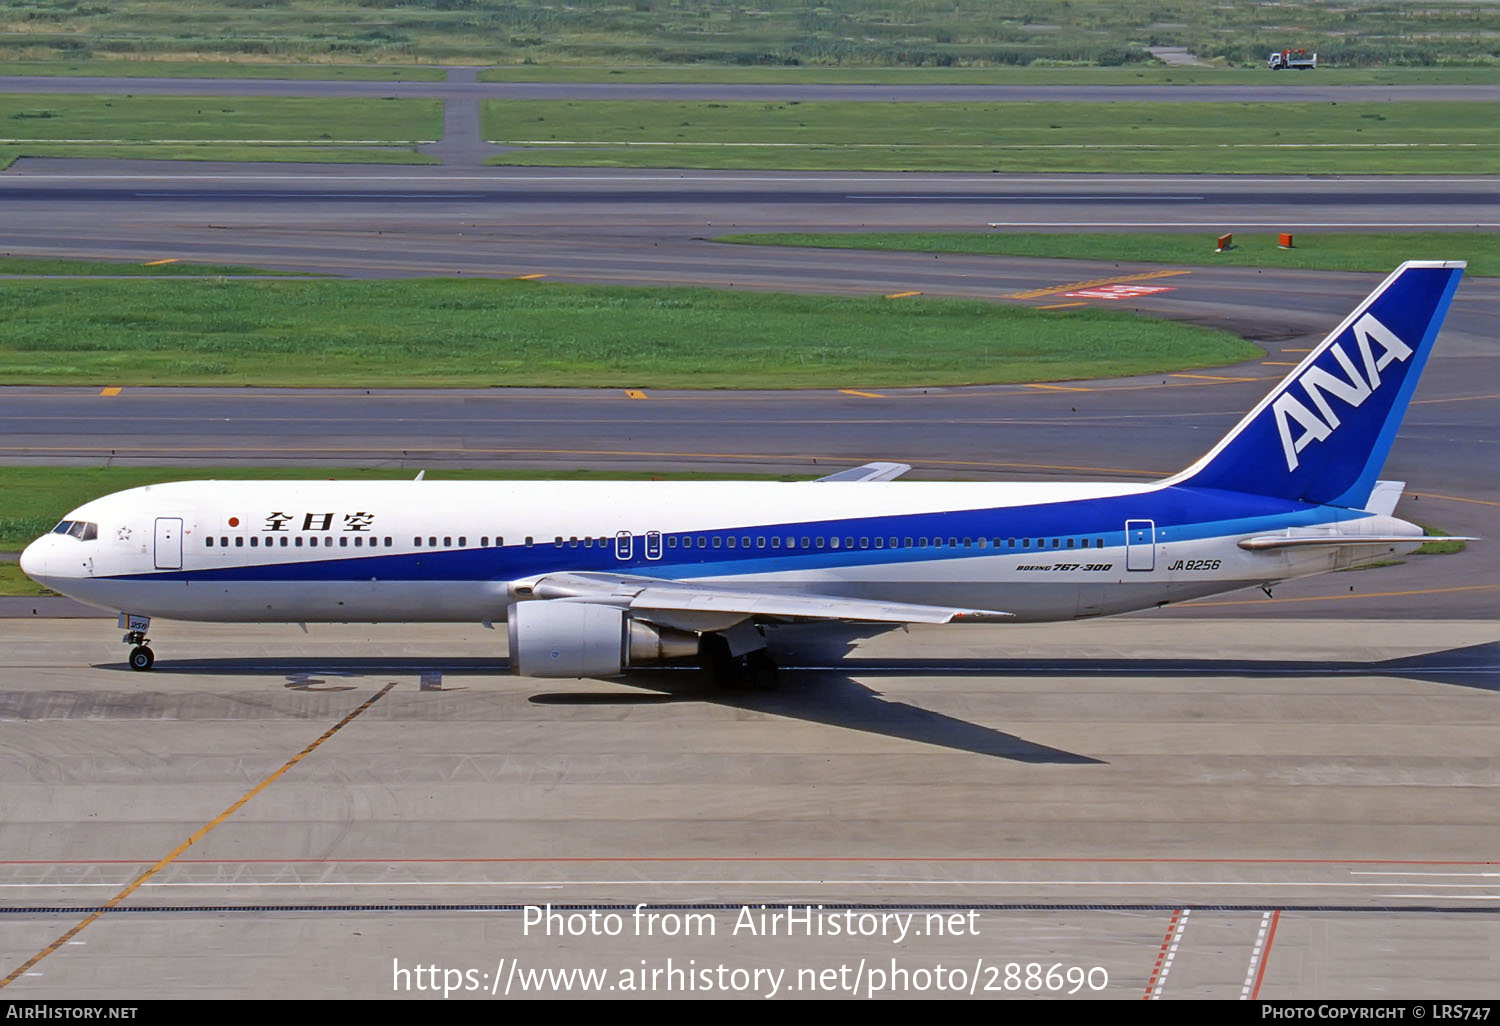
[18,537,48,580]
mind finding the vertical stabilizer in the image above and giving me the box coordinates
[1167,261,1464,508]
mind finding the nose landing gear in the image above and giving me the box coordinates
[118,612,154,672]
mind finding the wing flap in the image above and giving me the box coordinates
[528,571,1011,624]
[1238,533,1473,551]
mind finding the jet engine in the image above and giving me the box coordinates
[506,600,699,677]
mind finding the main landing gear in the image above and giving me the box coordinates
[118,612,154,672]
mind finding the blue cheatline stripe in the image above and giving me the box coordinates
[109,486,1357,585]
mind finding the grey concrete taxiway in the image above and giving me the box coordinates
[0,617,1496,998]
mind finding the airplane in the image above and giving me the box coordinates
[19,260,1470,685]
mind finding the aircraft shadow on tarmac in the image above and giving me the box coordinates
[102,639,1499,763]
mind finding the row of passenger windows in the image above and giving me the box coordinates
[207,535,395,549]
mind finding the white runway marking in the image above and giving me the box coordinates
[1241,910,1274,1000]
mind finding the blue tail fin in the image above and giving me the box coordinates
[1170,261,1464,509]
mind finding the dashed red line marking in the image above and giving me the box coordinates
[1143,908,1185,1000]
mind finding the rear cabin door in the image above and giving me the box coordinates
[1125,519,1155,572]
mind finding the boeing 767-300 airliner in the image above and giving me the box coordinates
[20,261,1470,683]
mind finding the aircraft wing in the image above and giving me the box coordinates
[815,461,911,483]
[527,571,1012,624]
[1237,531,1475,551]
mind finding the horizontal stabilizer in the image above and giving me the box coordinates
[1364,480,1405,517]
[815,461,911,483]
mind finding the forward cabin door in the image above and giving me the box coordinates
[154,517,183,570]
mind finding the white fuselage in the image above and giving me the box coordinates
[20,478,1417,625]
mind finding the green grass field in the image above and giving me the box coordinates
[477,65,1500,85]
[716,232,1500,278]
[0,94,442,166]
[0,277,1259,390]
[482,100,1500,173]
[3,0,1495,69]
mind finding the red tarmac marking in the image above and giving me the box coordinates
[1251,910,1282,1000]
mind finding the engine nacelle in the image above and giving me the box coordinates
[507,601,699,678]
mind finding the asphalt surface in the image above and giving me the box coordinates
[1,618,1495,999]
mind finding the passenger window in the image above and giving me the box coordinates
[1067,538,1075,548]
[340,537,348,547]
[874,537,884,548]
[444,537,452,547]
[801,537,811,548]
[235,537,244,548]
[712,537,721,548]
[727,537,737,548]
[771,537,781,548]
[495,536,503,547]
[1097,538,1104,548]
[414,537,421,547]
[482,536,488,547]
[430,537,438,548]
[205,537,214,547]
[667,536,677,548]
[280,537,288,547]
[385,538,392,547]
[354,536,362,547]
[815,537,825,549]
[903,537,913,547]
[845,538,855,549]
[250,537,258,548]
[294,537,302,548]
[963,538,972,548]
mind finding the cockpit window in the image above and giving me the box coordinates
[56,520,98,541]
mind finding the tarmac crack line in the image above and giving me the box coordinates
[0,682,396,991]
